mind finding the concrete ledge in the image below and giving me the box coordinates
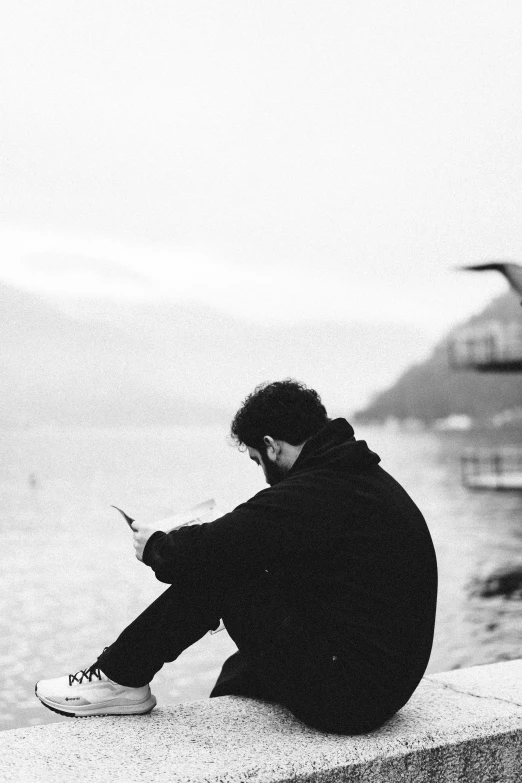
[1,660,521,782]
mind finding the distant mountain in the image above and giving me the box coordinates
[1,283,433,427]
[354,293,522,425]
[0,284,225,427]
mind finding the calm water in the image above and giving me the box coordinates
[1,423,521,732]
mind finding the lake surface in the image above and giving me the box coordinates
[1,423,521,732]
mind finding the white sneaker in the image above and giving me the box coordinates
[35,662,157,717]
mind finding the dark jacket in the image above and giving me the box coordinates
[143,418,437,710]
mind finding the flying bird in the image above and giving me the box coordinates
[458,262,522,304]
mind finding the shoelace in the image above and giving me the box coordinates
[68,663,103,686]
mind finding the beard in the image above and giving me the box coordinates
[260,456,288,486]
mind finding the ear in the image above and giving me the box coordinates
[263,436,280,460]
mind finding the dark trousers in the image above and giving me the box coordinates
[97,575,394,734]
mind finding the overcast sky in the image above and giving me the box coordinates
[1,1,520,334]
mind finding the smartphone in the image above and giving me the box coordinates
[111,505,135,528]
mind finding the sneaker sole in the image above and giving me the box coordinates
[35,684,157,718]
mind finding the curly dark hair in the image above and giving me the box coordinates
[230,379,329,452]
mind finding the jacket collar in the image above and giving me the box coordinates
[289,417,357,475]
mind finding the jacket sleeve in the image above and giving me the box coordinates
[141,475,323,604]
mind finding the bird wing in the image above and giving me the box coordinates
[458,262,522,296]
[459,263,506,272]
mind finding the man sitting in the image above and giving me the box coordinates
[36,379,437,734]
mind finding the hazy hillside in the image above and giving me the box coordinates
[0,284,225,427]
[354,292,522,425]
[1,283,432,427]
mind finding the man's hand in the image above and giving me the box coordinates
[130,519,160,562]
[130,500,217,562]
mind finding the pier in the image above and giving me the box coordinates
[460,447,522,490]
